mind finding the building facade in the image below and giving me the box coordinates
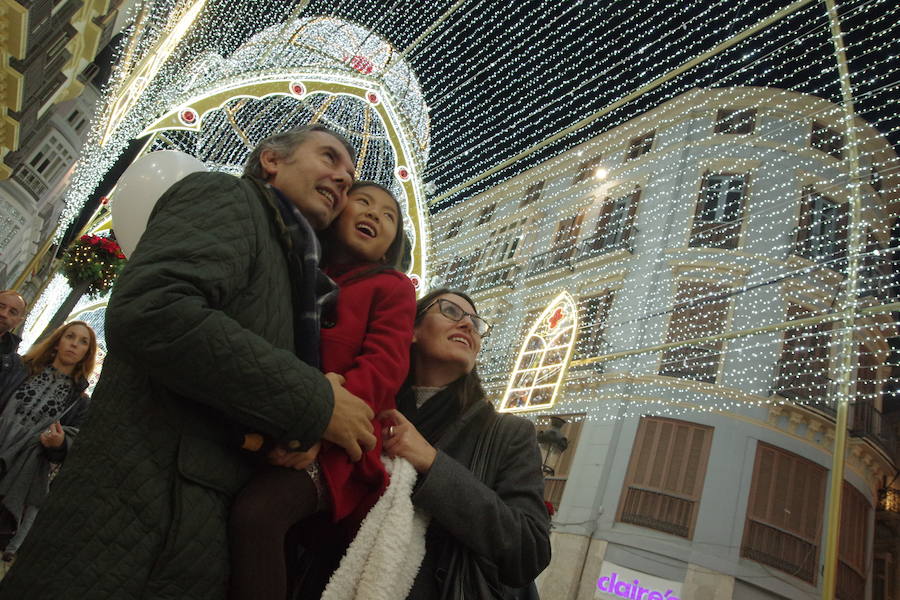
[0,81,98,294]
[0,0,127,178]
[430,87,899,600]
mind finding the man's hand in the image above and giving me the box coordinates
[39,422,65,449]
[267,442,320,470]
[322,375,375,462]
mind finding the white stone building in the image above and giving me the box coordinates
[429,86,899,600]
[0,82,99,293]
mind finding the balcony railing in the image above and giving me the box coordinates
[741,520,817,583]
[619,487,694,538]
[659,344,720,384]
[878,488,900,513]
[469,263,520,292]
[577,226,636,261]
[527,245,579,277]
[850,400,896,457]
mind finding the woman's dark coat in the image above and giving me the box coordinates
[406,398,551,599]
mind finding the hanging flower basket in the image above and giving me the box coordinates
[61,235,127,299]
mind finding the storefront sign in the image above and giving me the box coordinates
[595,561,682,600]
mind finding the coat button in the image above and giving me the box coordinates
[288,440,301,450]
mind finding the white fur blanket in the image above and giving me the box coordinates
[320,455,430,600]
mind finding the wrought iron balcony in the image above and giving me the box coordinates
[577,226,637,261]
[879,488,900,513]
[526,245,580,277]
[659,344,721,384]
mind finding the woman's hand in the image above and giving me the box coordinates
[267,442,320,470]
[39,422,65,448]
[379,409,437,473]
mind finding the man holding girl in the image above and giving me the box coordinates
[0,125,379,599]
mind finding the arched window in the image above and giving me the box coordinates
[501,292,577,413]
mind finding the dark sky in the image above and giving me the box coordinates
[72,0,898,228]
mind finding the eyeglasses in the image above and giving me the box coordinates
[424,298,492,337]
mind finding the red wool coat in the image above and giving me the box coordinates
[318,264,417,523]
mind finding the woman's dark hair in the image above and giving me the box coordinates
[412,288,487,412]
[321,181,411,278]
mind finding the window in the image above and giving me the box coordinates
[502,292,577,412]
[837,483,869,600]
[659,281,728,383]
[576,291,614,357]
[869,164,883,194]
[773,303,832,405]
[811,122,845,160]
[627,132,654,160]
[67,109,87,133]
[690,173,747,249]
[443,256,465,288]
[617,416,713,539]
[851,343,881,441]
[477,203,496,226]
[588,187,640,254]
[486,219,526,264]
[795,187,848,273]
[741,443,826,584]
[445,218,462,240]
[714,108,756,134]
[0,203,27,253]
[873,554,894,600]
[861,229,893,302]
[537,414,585,511]
[27,135,72,181]
[462,251,482,280]
[520,181,545,208]
[573,155,603,184]
[553,212,584,251]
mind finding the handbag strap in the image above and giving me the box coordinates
[469,414,504,483]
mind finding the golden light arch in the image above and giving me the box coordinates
[130,77,430,285]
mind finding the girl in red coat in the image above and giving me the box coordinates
[229,182,417,600]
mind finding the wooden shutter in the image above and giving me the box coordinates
[576,291,614,357]
[592,197,614,252]
[774,303,831,403]
[742,442,826,583]
[622,187,641,247]
[795,187,816,258]
[837,483,869,600]
[617,417,713,539]
[660,281,728,383]
[834,200,849,274]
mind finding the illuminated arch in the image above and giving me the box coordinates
[135,77,429,281]
[500,291,578,413]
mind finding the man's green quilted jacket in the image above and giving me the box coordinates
[0,172,334,599]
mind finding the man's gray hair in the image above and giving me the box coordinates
[243,124,357,179]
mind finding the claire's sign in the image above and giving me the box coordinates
[594,561,682,600]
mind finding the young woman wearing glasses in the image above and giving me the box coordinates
[378,288,551,599]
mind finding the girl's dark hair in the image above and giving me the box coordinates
[321,181,411,281]
[412,288,487,412]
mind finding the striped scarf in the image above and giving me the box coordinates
[265,182,339,368]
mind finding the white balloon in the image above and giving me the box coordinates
[110,150,207,257]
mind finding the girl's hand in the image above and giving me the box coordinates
[379,409,437,473]
[39,422,65,448]
[267,442,321,470]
